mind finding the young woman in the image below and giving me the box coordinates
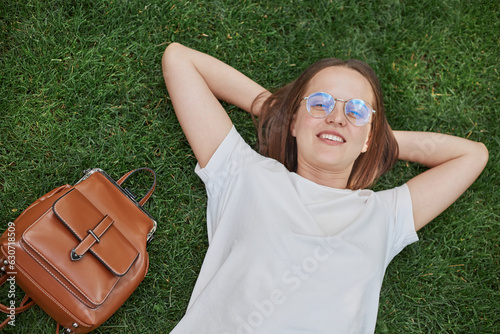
[162,42,488,333]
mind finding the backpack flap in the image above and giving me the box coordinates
[22,188,139,308]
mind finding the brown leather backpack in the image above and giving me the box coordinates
[0,168,157,333]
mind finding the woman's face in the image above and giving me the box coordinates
[291,66,375,179]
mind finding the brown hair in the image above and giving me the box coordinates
[254,58,399,190]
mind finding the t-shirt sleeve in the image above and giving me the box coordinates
[195,126,261,195]
[378,184,418,263]
[195,126,239,186]
[194,126,263,240]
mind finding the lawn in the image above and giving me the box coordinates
[0,0,498,333]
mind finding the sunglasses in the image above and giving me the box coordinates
[302,92,376,126]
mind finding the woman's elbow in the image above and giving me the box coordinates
[474,142,489,169]
[162,42,184,75]
[466,141,489,175]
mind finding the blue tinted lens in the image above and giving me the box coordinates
[307,92,334,117]
[345,99,371,126]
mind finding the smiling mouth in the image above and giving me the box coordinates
[319,133,345,143]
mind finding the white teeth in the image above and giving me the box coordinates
[320,134,344,143]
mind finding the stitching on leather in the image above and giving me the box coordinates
[22,207,53,241]
[74,215,112,256]
[16,265,92,328]
[91,247,139,276]
[20,186,139,303]
[96,216,113,238]
[23,190,128,301]
[21,243,100,308]
[22,233,120,307]
[52,189,83,240]
[74,234,95,256]
[89,218,138,275]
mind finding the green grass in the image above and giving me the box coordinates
[0,0,498,332]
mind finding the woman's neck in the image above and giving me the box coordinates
[296,163,352,189]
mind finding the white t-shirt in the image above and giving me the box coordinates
[170,126,418,334]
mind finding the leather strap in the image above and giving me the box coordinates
[72,215,114,260]
[0,292,34,314]
[0,274,35,329]
[0,257,36,328]
[116,168,156,206]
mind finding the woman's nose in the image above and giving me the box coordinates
[325,101,346,126]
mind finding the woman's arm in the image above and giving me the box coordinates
[162,43,270,167]
[394,131,488,231]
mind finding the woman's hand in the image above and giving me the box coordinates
[394,131,488,231]
[162,43,269,167]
